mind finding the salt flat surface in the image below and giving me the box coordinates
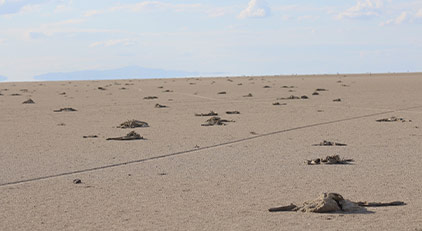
[0,73,421,230]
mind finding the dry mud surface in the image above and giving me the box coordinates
[1,73,422,230]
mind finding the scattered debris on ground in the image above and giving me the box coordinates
[195,111,218,116]
[306,155,353,165]
[144,96,158,100]
[201,116,234,126]
[118,120,149,128]
[155,103,168,108]
[106,131,144,141]
[273,102,287,106]
[278,95,309,100]
[269,193,405,213]
[226,111,240,114]
[278,95,299,100]
[282,86,295,88]
[312,140,347,146]
[333,98,342,102]
[22,99,35,104]
[376,117,410,122]
[54,107,77,112]
[10,93,21,96]
[83,135,98,138]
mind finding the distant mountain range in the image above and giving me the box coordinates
[33,66,211,81]
[0,75,7,81]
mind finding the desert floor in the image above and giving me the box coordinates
[1,73,422,230]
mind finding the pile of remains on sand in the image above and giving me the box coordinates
[118,120,149,128]
[201,116,234,126]
[269,192,405,213]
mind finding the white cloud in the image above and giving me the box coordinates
[380,11,418,26]
[54,0,73,13]
[238,0,271,19]
[0,0,47,15]
[84,1,202,17]
[89,39,137,48]
[416,9,422,18]
[394,12,408,24]
[337,0,384,19]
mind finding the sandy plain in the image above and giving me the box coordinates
[0,73,422,230]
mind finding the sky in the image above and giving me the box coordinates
[0,0,421,81]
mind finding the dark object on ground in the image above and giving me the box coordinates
[98,87,106,90]
[312,140,347,146]
[376,117,409,122]
[118,120,149,128]
[356,201,406,207]
[278,95,300,100]
[83,135,98,138]
[282,86,295,88]
[333,98,342,102]
[306,155,353,165]
[22,99,35,104]
[144,96,158,100]
[201,116,234,126]
[155,103,168,108]
[226,111,240,114]
[73,179,82,184]
[163,89,173,92]
[273,102,287,106]
[54,108,77,112]
[106,131,144,141]
[243,93,253,97]
[301,95,309,99]
[195,111,218,116]
[312,92,319,95]
[269,193,405,213]
[10,93,21,96]
[263,85,271,88]
[315,88,327,91]
[217,91,227,94]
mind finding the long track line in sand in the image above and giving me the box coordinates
[1,105,421,187]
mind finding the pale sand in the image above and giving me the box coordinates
[0,73,421,230]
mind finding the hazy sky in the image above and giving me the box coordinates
[1,0,421,81]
